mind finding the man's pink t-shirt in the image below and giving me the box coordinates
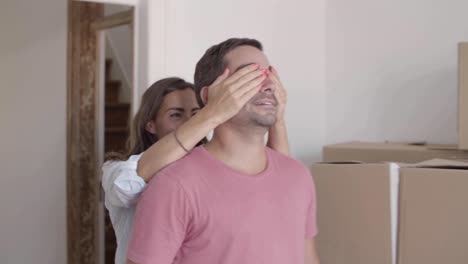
[127,146,317,264]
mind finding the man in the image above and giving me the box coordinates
[127,38,320,264]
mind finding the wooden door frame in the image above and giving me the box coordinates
[93,8,133,30]
[67,1,103,263]
[67,1,134,263]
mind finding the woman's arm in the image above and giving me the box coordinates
[267,121,290,156]
[266,66,290,156]
[136,107,219,182]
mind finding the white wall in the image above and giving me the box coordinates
[146,0,327,165]
[105,28,133,103]
[0,0,67,263]
[327,0,468,145]
[104,4,133,103]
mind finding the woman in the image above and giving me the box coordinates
[102,64,289,264]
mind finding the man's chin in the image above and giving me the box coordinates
[251,114,277,128]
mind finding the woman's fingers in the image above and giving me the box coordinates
[225,63,260,85]
[236,74,266,97]
[238,82,262,106]
[208,68,230,90]
[230,68,266,91]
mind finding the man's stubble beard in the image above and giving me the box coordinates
[249,111,277,128]
[231,107,277,129]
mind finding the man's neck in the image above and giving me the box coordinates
[204,123,268,175]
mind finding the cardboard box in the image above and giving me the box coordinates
[312,162,400,264]
[459,43,468,149]
[398,159,468,264]
[323,142,468,163]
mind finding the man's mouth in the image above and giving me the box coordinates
[253,98,277,107]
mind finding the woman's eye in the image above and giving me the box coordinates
[170,113,182,118]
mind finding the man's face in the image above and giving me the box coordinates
[224,45,277,128]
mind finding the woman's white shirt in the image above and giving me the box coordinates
[101,154,145,264]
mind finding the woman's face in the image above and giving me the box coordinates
[148,88,200,138]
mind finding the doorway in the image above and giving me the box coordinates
[67,1,136,263]
[98,4,134,264]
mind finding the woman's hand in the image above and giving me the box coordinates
[204,64,267,126]
[266,66,290,156]
[269,66,287,124]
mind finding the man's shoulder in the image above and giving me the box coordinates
[156,147,208,181]
[267,148,315,193]
[267,147,309,173]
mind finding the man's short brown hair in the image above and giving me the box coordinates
[194,38,263,107]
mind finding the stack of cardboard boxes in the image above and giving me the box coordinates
[313,43,468,264]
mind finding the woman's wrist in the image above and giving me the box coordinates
[196,105,223,128]
[273,118,286,129]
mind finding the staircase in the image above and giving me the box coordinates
[105,58,130,153]
[104,58,130,264]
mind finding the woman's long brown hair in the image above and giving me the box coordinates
[106,77,205,161]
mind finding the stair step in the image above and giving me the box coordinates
[105,126,129,153]
[105,134,128,153]
[106,80,122,89]
[106,127,128,133]
[106,102,130,108]
[105,102,130,152]
[105,80,121,104]
[105,103,130,127]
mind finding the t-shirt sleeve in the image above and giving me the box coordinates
[304,169,318,239]
[127,174,192,264]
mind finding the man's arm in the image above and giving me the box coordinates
[126,174,191,264]
[305,239,320,264]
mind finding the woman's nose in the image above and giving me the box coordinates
[183,114,191,122]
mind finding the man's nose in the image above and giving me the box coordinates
[259,76,275,93]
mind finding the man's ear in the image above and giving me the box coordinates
[145,120,157,135]
[200,86,209,105]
